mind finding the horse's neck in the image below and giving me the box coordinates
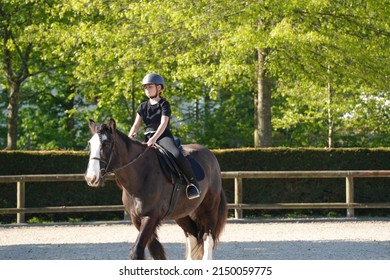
[117,136,148,165]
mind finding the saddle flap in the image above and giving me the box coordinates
[154,144,205,184]
[155,144,182,183]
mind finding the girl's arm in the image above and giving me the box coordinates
[128,113,143,138]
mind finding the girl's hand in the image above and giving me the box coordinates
[146,137,157,147]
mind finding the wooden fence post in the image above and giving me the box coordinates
[346,176,355,218]
[17,181,25,224]
[123,210,130,221]
[234,176,243,219]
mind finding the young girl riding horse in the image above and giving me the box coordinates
[128,73,201,199]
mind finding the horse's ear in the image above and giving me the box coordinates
[109,118,116,131]
[89,119,97,134]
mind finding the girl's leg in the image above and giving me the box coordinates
[158,137,200,199]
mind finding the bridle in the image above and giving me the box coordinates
[89,131,115,179]
[89,130,150,179]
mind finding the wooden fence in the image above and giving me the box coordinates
[1,170,390,223]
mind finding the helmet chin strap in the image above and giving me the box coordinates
[149,93,159,100]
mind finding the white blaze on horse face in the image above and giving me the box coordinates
[86,133,101,186]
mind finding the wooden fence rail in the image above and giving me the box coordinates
[1,170,390,223]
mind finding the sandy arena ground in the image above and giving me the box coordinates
[1,218,390,260]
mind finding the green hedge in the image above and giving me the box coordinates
[1,148,390,223]
[213,148,390,171]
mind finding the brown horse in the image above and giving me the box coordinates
[85,119,227,260]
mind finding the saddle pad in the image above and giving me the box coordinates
[187,155,205,181]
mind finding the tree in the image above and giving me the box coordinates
[0,0,74,149]
[269,0,390,147]
[57,0,390,148]
[208,0,390,147]
[2,0,389,150]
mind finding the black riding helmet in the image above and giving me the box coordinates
[142,73,165,89]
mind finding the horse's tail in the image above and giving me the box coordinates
[213,189,228,248]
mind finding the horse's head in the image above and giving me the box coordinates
[85,119,117,187]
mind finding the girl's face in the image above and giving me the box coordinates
[143,84,161,98]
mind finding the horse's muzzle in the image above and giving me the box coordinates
[85,173,103,187]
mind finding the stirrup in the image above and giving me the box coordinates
[186,183,200,199]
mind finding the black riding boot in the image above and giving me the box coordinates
[177,155,201,199]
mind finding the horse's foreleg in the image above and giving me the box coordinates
[129,215,160,260]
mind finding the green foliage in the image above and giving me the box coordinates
[1,0,390,149]
[27,216,53,224]
[176,88,254,148]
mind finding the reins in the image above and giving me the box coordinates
[113,145,150,173]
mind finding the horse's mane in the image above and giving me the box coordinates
[114,127,146,150]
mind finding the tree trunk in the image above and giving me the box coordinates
[254,48,272,147]
[7,82,20,150]
[3,26,30,150]
[64,85,76,146]
[327,82,334,148]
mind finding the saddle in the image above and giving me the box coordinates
[154,141,204,218]
[155,145,183,181]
